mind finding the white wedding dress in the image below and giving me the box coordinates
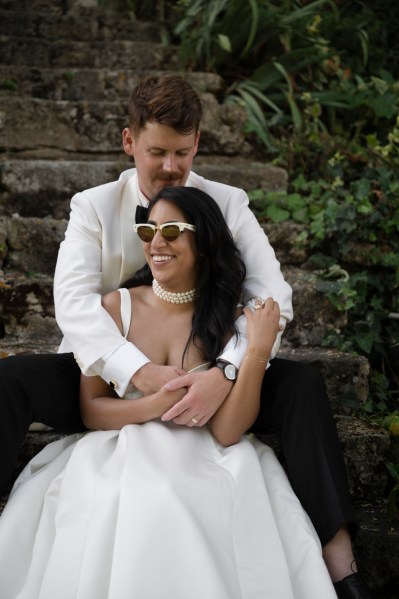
[0,290,337,599]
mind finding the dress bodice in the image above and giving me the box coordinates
[117,288,210,399]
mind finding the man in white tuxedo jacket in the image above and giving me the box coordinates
[54,167,292,400]
[0,74,370,598]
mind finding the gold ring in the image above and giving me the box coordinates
[191,417,199,425]
[254,298,265,310]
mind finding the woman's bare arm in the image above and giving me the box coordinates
[208,299,280,446]
[80,374,186,430]
[79,289,186,430]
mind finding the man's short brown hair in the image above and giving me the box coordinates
[128,74,203,136]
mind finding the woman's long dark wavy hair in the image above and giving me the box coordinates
[123,186,246,365]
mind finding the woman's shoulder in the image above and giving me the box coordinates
[128,285,151,306]
[101,289,123,333]
[101,289,121,309]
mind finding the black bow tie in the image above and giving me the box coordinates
[135,205,148,224]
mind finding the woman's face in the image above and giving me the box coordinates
[143,199,198,292]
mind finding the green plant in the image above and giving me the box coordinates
[249,121,399,417]
[171,0,399,151]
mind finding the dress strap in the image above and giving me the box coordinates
[117,288,132,338]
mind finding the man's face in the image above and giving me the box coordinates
[123,122,200,199]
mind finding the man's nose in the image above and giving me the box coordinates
[162,154,176,172]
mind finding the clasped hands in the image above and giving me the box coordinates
[131,362,232,427]
[131,297,281,427]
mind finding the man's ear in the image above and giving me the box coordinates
[193,130,200,156]
[122,127,135,157]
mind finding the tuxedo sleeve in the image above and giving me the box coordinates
[54,191,148,396]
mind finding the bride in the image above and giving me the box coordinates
[0,187,337,599]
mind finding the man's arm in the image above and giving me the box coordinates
[54,189,166,396]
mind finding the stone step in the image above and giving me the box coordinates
[283,266,348,345]
[0,36,178,70]
[0,242,345,342]
[0,216,67,274]
[0,340,60,359]
[0,7,161,43]
[0,159,287,219]
[0,0,102,14]
[278,347,370,415]
[0,66,225,102]
[259,416,390,502]
[353,500,399,598]
[0,273,59,341]
[0,95,248,159]
[0,160,129,218]
[335,416,390,500]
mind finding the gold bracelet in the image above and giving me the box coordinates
[244,354,268,363]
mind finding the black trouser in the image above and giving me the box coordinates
[252,358,356,545]
[0,352,355,545]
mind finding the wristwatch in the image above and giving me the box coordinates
[215,360,238,382]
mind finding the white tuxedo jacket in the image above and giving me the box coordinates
[54,169,293,395]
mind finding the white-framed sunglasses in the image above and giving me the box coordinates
[133,222,196,242]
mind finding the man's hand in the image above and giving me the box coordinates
[161,368,233,427]
[132,363,186,395]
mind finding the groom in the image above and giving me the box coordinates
[0,74,370,598]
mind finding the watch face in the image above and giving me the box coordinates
[224,364,237,380]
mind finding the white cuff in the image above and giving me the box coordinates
[218,314,247,368]
[101,343,150,397]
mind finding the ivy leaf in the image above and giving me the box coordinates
[367,94,397,118]
[266,205,290,223]
[217,34,232,53]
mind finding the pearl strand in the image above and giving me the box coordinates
[152,279,196,304]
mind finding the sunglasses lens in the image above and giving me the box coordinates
[161,225,180,241]
[137,226,154,242]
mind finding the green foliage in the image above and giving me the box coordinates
[170,0,399,150]
[383,413,399,437]
[249,121,399,416]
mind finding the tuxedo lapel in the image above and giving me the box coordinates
[119,173,146,285]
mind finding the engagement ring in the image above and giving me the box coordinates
[254,298,265,310]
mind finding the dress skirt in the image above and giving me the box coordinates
[0,422,337,599]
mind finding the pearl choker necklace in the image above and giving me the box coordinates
[152,279,196,304]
